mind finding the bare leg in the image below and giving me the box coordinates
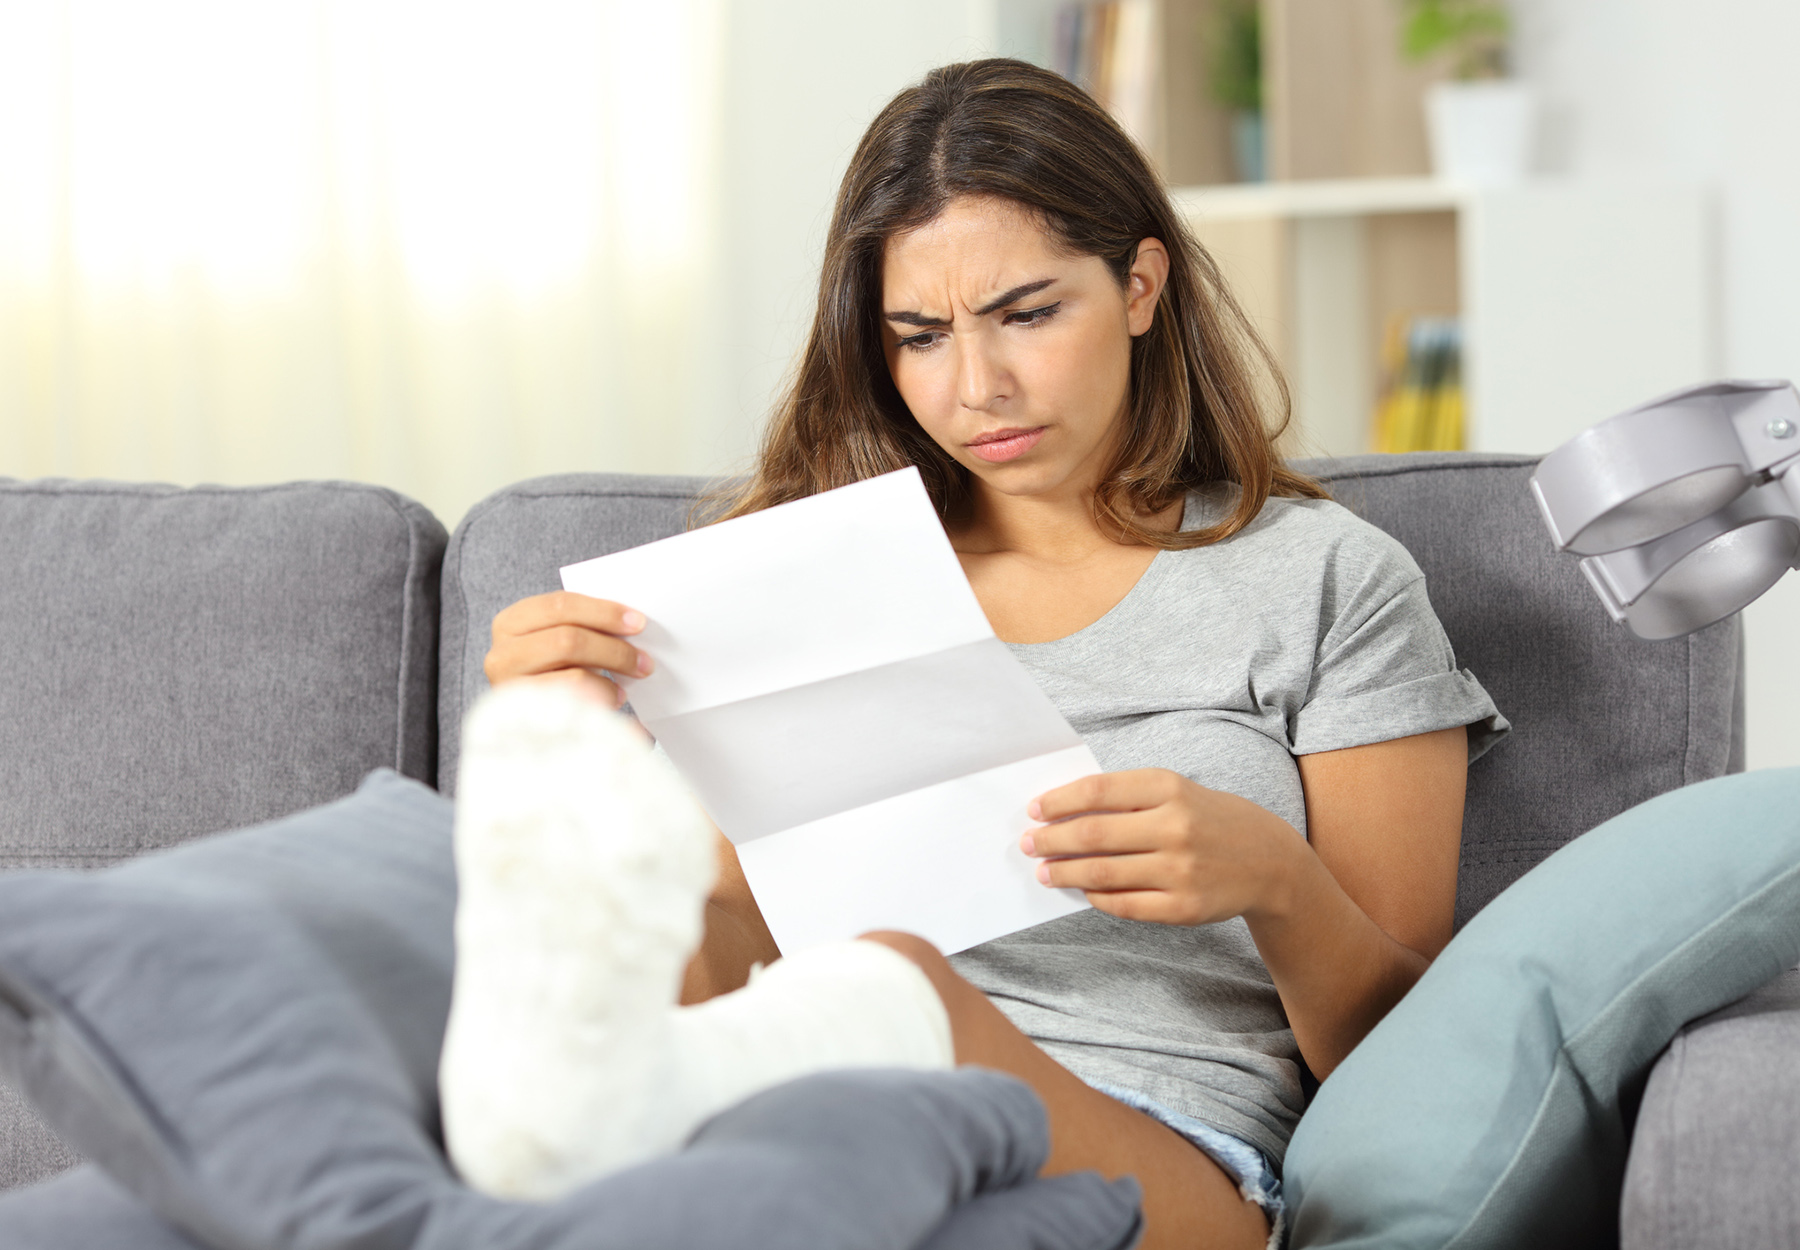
[862,932,1270,1250]
[680,840,1269,1249]
[680,834,781,1005]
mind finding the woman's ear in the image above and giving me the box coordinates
[1125,238,1171,337]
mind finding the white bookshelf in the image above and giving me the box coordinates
[1172,178,1714,457]
[1174,176,1461,219]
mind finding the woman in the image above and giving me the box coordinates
[455,59,1504,1250]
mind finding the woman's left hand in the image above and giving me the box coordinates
[1023,769,1304,926]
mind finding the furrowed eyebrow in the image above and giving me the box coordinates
[883,277,1057,327]
[883,310,943,328]
[975,278,1055,316]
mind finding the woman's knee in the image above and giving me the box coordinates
[858,929,941,965]
[856,931,1054,1079]
[857,930,966,1003]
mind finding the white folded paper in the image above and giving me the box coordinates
[560,467,1096,954]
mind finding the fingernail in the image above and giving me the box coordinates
[1035,861,1050,884]
[1020,833,1036,856]
[621,610,646,632]
[614,684,629,709]
[1027,800,1042,820]
[635,651,654,676]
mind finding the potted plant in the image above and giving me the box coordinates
[1400,0,1535,184]
[1208,0,1264,182]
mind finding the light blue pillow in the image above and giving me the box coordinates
[1286,768,1800,1249]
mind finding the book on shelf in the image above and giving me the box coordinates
[1373,315,1464,453]
[1047,0,1157,147]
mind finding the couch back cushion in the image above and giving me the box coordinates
[0,478,446,1189]
[0,479,446,865]
[437,473,699,795]
[440,456,1743,925]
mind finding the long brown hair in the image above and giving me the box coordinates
[705,58,1325,547]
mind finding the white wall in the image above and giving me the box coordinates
[1513,0,1800,768]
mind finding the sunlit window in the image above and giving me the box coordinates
[0,0,721,520]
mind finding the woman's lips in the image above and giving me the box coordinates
[966,426,1047,463]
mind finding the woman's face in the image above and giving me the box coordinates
[880,196,1168,506]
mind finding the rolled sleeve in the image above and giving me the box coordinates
[1291,668,1508,760]
[1292,572,1509,760]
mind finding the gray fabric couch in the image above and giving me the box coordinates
[0,479,446,1187]
[0,453,1788,1246]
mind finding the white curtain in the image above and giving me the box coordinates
[0,0,728,526]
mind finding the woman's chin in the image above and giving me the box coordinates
[964,457,1086,501]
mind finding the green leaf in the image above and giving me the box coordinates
[1207,0,1263,113]
[1397,0,1510,75]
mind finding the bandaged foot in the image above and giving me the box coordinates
[440,682,954,1201]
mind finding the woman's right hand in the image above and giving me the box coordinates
[483,591,654,708]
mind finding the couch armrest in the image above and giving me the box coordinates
[1621,967,1800,1249]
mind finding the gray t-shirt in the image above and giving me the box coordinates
[947,486,1507,1166]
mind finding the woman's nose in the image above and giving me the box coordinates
[955,338,1007,412]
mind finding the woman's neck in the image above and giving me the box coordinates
[953,481,1182,561]
[949,481,1184,644]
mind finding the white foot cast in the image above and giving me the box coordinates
[440,682,954,1202]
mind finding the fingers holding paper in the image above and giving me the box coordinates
[485,591,655,709]
[1022,769,1304,927]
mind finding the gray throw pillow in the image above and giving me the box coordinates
[0,771,1141,1250]
[0,1164,200,1250]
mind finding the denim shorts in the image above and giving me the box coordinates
[1090,1082,1285,1250]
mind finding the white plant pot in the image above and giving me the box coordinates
[1426,80,1538,185]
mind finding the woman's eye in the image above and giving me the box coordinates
[1004,302,1062,328]
[897,331,942,353]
